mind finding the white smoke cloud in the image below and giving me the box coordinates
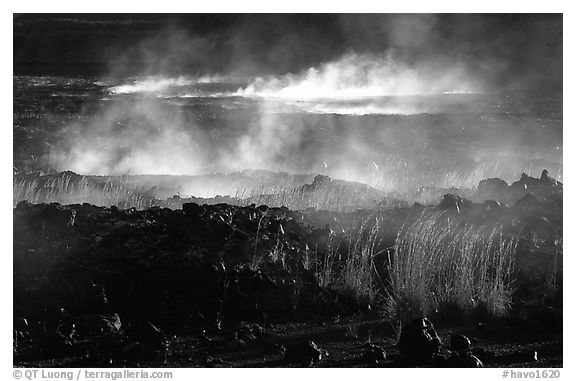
[48,99,209,176]
[47,50,552,196]
[109,76,194,95]
[236,52,482,100]
[47,51,487,181]
[108,74,237,94]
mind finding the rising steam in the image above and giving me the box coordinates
[236,52,481,100]
[45,48,560,196]
[48,99,209,176]
[110,76,194,95]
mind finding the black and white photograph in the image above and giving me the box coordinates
[10,9,565,371]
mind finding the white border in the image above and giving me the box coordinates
[3,4,572,380]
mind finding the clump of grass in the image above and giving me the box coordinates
[339,216,384,305]
[250,211,269,270]
[306,214,390,307]
[315,234,339,289]
[385,210,517,324]
[13,172,153,209]
[239,179,381,212]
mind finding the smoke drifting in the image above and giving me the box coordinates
[237,52,481,99]
[48,99,210,176]
[20,14,561,196]
[109,77,194,95]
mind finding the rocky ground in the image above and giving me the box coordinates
[13,171,563,367]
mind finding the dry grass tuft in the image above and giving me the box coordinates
[385,210,517,324]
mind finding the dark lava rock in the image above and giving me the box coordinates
[229,334,248,350]
[540,169,561,186]
[110,205,120,217]
[450,333,471,352]
[81,283,109,314]
[483,200,503,211]
[235,321,266,336]
[182,202,204,217]
[438,194,472,213]
[33,203,77,237]
[15,317,29,333]
[205,356,226,367]
[78,313,122,339]
[515,193,541,209]
[120,341,160,363]
[509,171,562,204]
[511,173,542,192]
[263,342,286,356]
[453,352,484,368]
[36,332,76,358]
[472,347,496,362]
[363,343,387,364]
[433,350,483,368]
[511,171,561,192]
[529,306,562,326]
[256,205,269,212]
[57,310,77,340]
[450,352,484,367]
[127,321,167,351]
[235,267,277,293]
[15,200,31,210]
[284,340,325,367]
[477,177,509,195]
[398,318,442,363]
[431,351,452,367]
